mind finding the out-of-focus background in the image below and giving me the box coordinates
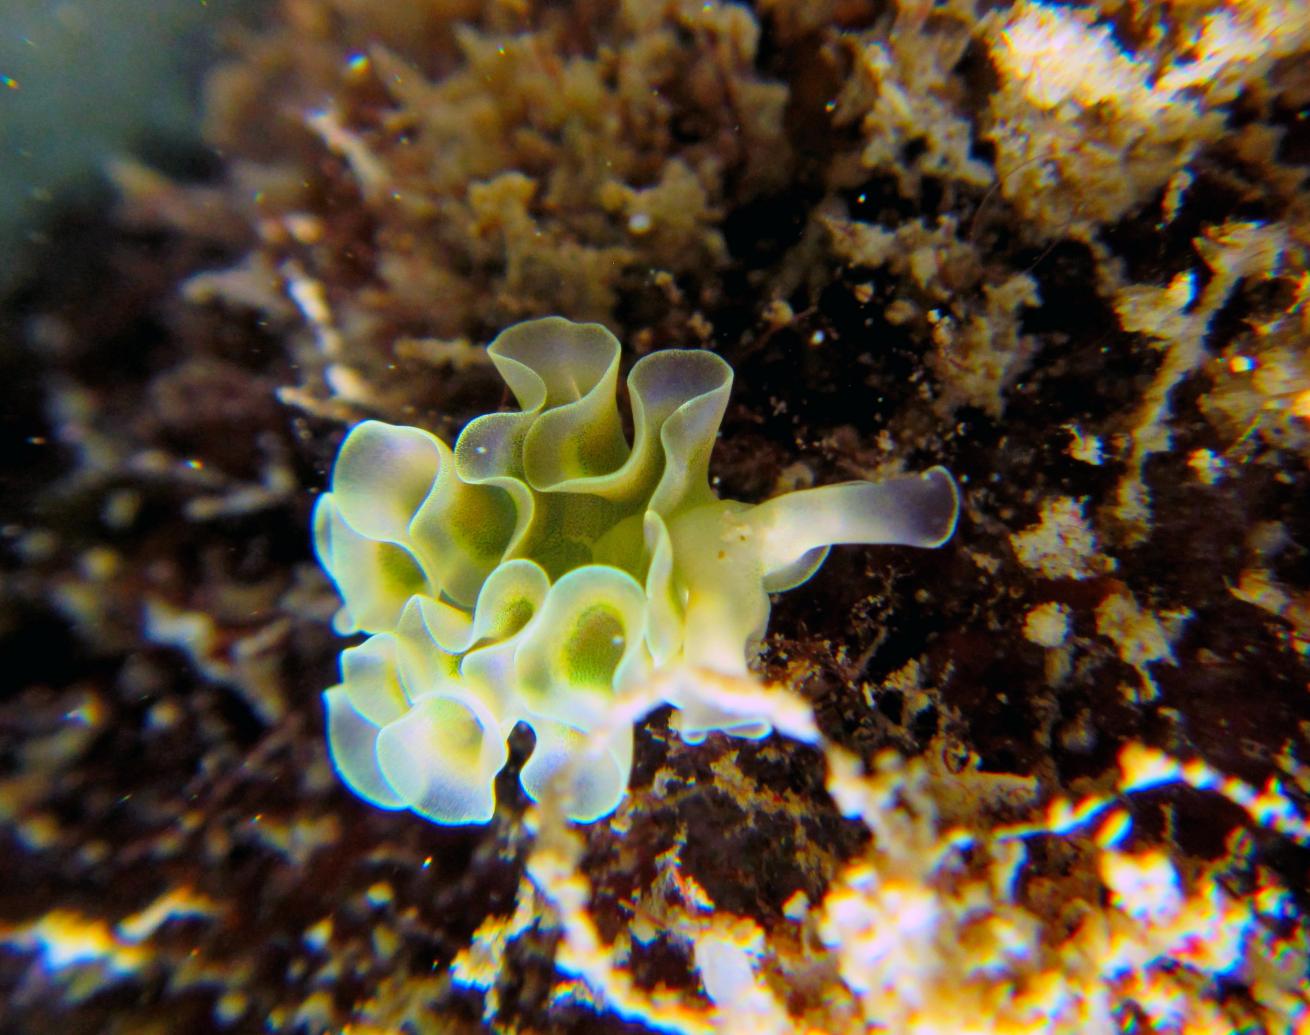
[0,0,252,291]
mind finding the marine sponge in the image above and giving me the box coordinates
[314,318,959,823]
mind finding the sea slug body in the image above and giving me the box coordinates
[314,318,959,823]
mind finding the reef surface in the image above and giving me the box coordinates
[2,1,1309,1032]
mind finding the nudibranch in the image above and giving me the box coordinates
[314,318,959,824]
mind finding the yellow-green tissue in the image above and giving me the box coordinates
[314,318,959,823]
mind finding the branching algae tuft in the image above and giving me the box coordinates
[314,318,959,823]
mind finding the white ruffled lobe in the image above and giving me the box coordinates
[511,564,650,821]
[519,718,635,824]
[375,690,508,825]
[324,594,515,825]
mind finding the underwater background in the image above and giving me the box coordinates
[2,1,1309,1032]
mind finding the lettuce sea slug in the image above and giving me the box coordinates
[314,318,959,824]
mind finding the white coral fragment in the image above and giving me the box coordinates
[1010,497,1111,581]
